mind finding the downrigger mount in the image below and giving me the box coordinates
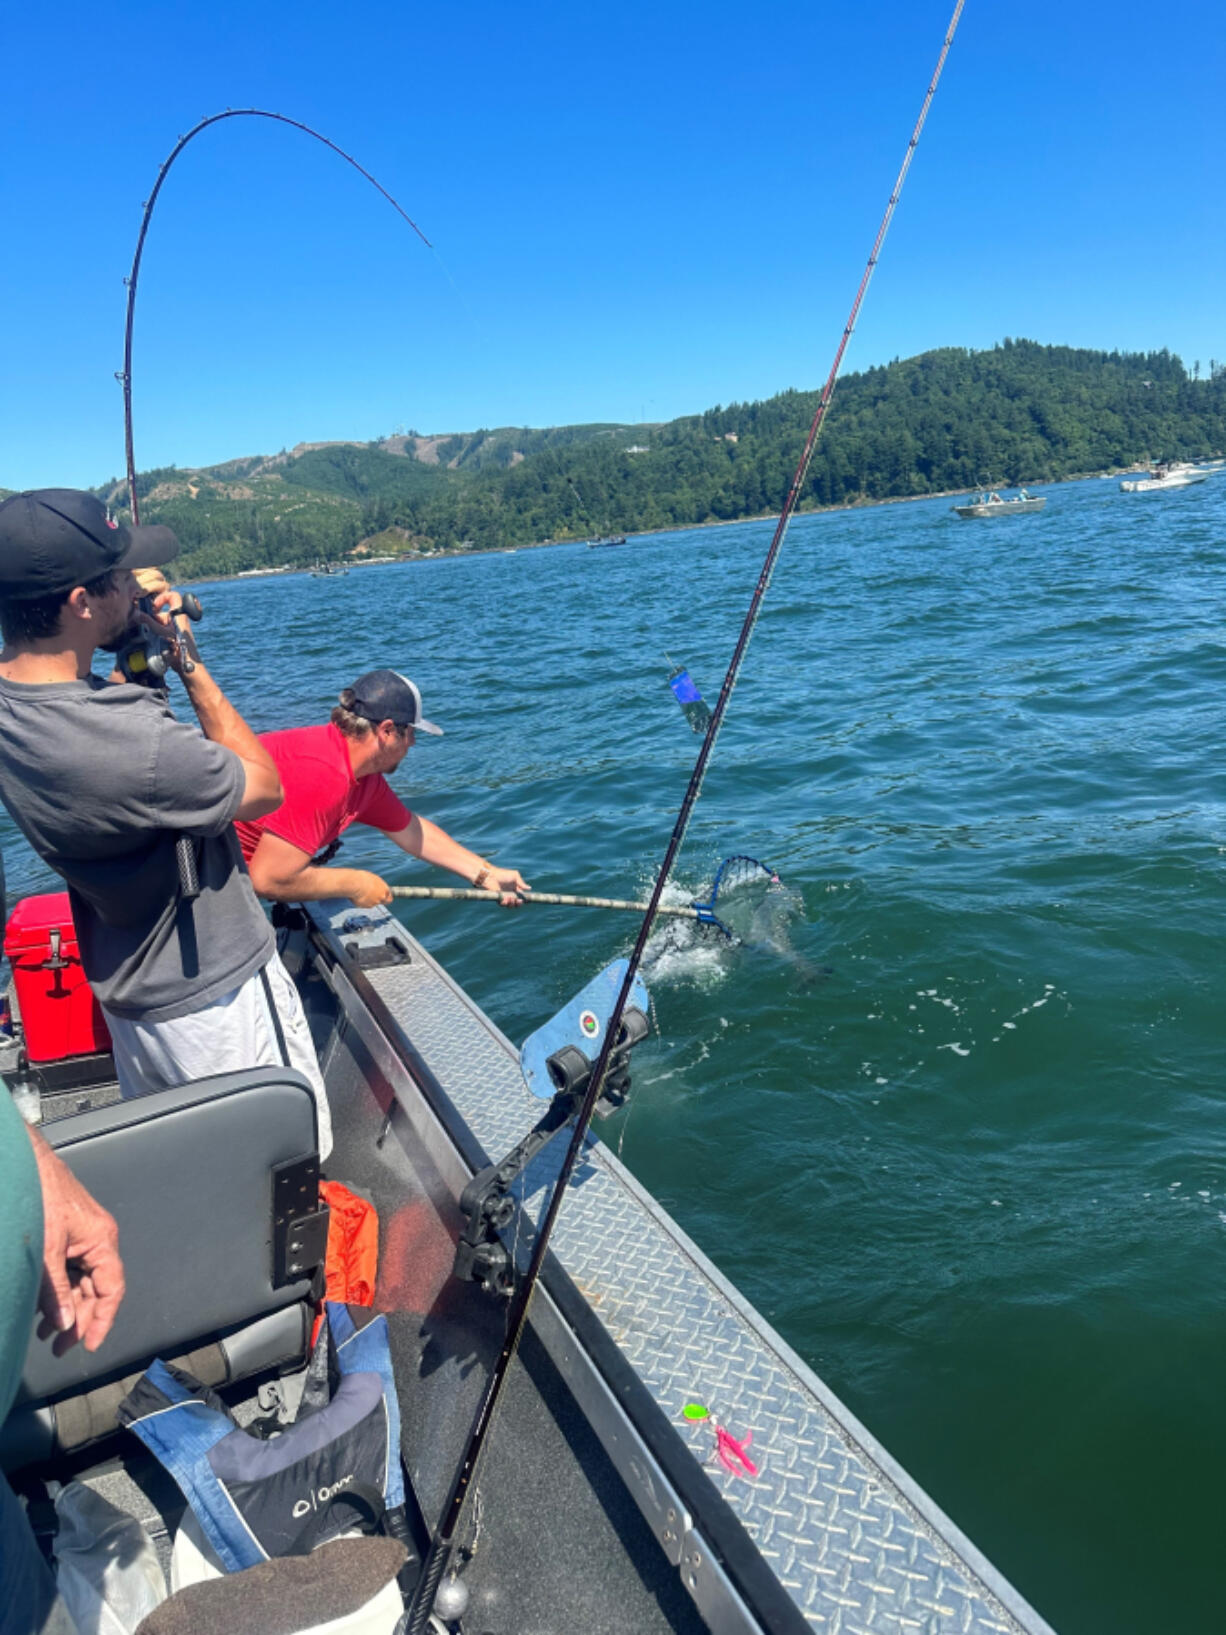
[454,960,651,1297]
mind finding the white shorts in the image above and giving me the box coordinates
[102,953,333,1159]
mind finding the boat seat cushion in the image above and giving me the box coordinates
[11,1068,323,1418]
[138,1537,407,1635]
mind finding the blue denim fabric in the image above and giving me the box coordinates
[122,1359,263,1573]
[123,1310,405,1573]
[328,1304,405,1509]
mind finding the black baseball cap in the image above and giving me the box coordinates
[0,489,180,601]
[348,669,443,736]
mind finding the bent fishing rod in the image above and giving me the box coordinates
[404,1,967,1625]
[119,108,431,527]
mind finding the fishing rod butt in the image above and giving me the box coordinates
[402,1532,453,1634]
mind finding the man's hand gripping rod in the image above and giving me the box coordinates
[117,592,203,684]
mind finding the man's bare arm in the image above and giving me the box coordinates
[133,588,281,821]
[28,1126,125,1356]
[387,816,529,905]
[177,661,282,820]
[246,830,392,908]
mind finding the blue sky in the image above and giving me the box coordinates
[2,0,1222,490]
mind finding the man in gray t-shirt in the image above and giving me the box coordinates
[0,489,332,1155]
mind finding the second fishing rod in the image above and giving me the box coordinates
[403,2,967,1626]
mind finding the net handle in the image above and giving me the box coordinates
[389,885,700,917]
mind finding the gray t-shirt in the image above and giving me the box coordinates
[0,674,273,1022]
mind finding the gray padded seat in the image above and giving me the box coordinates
[2,1068,323,1471]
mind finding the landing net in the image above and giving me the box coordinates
[692,854,782,942]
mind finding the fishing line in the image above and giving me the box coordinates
[404,2,966,1625]
[118,108,432,523]
[565,475,594,538]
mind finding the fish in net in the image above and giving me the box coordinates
[692,855,786,942]
[690,855,822,982]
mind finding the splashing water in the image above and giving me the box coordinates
[640,865,816,989]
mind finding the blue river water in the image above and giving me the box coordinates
[4,471,1226,1632]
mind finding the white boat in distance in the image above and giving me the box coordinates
[1120,462,1208,493]
[952,487,1046,519]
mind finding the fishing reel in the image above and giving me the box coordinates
[454,990,650,1298]
[116,592,203,686]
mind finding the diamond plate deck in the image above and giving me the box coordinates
[319,906,1054,1635]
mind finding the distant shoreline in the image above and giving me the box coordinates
[178,463,1160,587]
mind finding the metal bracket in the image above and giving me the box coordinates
[344,936,412,971]
[453,1007,650,1295]
[339,915,413,970]
[453,1094,572,1295]
[272,1153,329,1288]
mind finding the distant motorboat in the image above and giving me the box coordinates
[310,560,349,576]
[1120,463,1208,493]
[587,534,628,548]
[952,487,1046,519]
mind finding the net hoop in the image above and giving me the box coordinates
[691,854,781,941]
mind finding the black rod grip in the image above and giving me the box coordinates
[175,836,200,901]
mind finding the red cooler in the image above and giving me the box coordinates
[4,893,112,1063]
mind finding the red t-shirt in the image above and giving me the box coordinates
[234,723,412,863]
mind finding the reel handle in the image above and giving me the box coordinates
[167,597,203,673]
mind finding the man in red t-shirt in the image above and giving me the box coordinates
[235,669,529,910]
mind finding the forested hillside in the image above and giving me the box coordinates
[78,340,1225,580]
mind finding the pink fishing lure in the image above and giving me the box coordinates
[714,1423,758,1478]
[684,1403,760,1479]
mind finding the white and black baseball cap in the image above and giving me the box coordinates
[0,489,180,601]
[348,669,443,735]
